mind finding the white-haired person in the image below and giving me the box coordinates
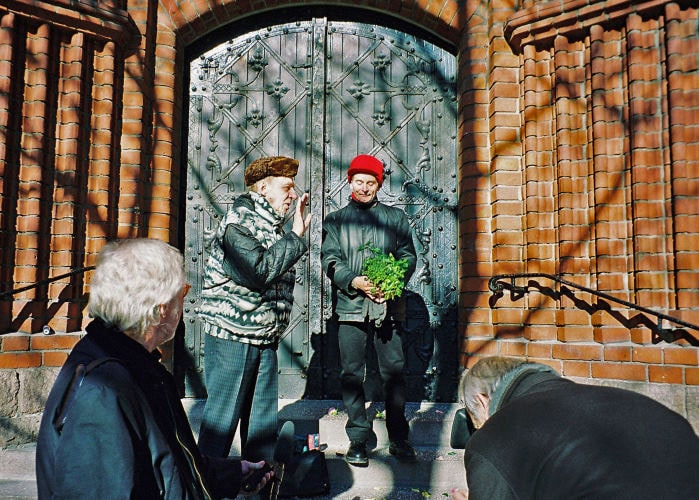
[37,238,272,499]
[451,356,699,500]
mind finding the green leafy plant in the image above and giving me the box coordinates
[359,242,409,300]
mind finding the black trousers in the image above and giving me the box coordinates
[337,320,409,444]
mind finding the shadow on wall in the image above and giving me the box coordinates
[489,276,699,347]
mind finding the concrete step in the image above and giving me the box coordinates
[186,399,466,498]
[184,398,462,450]
[309,445,464,498]
[0,400,466,500]
[0,445,37,500]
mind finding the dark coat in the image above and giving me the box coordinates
[321,197,416,322]
[464,370,699,500]
[36,319,243,499]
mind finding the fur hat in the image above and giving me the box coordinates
[347,154,384,185]
[244,156,299,186]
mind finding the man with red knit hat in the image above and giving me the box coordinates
[321,154,417,466]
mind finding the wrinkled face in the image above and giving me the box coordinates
[260,176,298,216]
[158,283,190,346]
[349,173,380,203]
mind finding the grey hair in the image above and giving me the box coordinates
[88,238,185,339]
[459,356,528,417]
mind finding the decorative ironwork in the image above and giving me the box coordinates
[248,49,268,72]
[0,266,95,299]
[489,273,699,344]
[266,79,290,100]
[186,19,458,401]
[347,80,372,99]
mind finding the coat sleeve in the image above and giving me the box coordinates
[199,455,244,499]
[46,383,145,499]
[221,222,308,292]
[464,450,518,500]
[321,213,359,294]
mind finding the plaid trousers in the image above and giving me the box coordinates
[197,332,278,462]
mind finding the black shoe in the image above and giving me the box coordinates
[345,441,369,467]
[389,440,417,461]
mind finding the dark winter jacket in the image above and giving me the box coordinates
[199,192,308,345]
[36,319,243,499]
[321,197,416,322]
[464,366,699,500]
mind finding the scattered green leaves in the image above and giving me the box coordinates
[359,242,409,300]
[411,488,431,498]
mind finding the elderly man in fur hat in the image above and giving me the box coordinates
[198,156,310,463]
[321,154,417,466]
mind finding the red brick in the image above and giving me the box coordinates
[632,346,663,363]
[553,343,603,361]
[43,351,69,367]
[524,325,557,341]
[686,368,699,386]
[648,365,684,384]
[527,342,553,358]
[30,333,81,350]
[464,339,499,356]
[604,345,632,362]
[556,309,593,328]
[0,352,42,368]
[629,327,654,345]
[561,360,591,378]
[1,334,30,351]
[593,326,631,344]
[663,346,698,366]
[500,340,527,357]
[557,326,594,342]
[492,308,524,325]
[591,362,647,382]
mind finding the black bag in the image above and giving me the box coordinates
[278,449,330,498]
[450,408,476,449]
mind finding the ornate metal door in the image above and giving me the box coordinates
[184,19,458,402]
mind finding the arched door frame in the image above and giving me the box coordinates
[178,7,463,401]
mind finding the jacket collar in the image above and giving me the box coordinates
[85,318,162,372]
[349,194,379,209]
[489,363,559,416]
[249,191,285,227]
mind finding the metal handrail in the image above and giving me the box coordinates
[488,273,699,344]
[0,266,95,299]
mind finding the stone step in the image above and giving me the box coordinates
[184,399,462,450]
[186,399,467,498]
[0,445,37,500]
[0,400,466,500]
[314,445,463,495]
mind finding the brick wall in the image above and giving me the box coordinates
[0,0,697,446]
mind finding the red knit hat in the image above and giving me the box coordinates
[347,154,384,185]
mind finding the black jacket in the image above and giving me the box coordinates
[36,319,243,499]
[464,368,699,499]
[199,192,308,344]
[321,197,416,322]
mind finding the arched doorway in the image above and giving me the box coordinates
[183,18,458,402]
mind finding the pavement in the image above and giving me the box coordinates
[0,400,465,499]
